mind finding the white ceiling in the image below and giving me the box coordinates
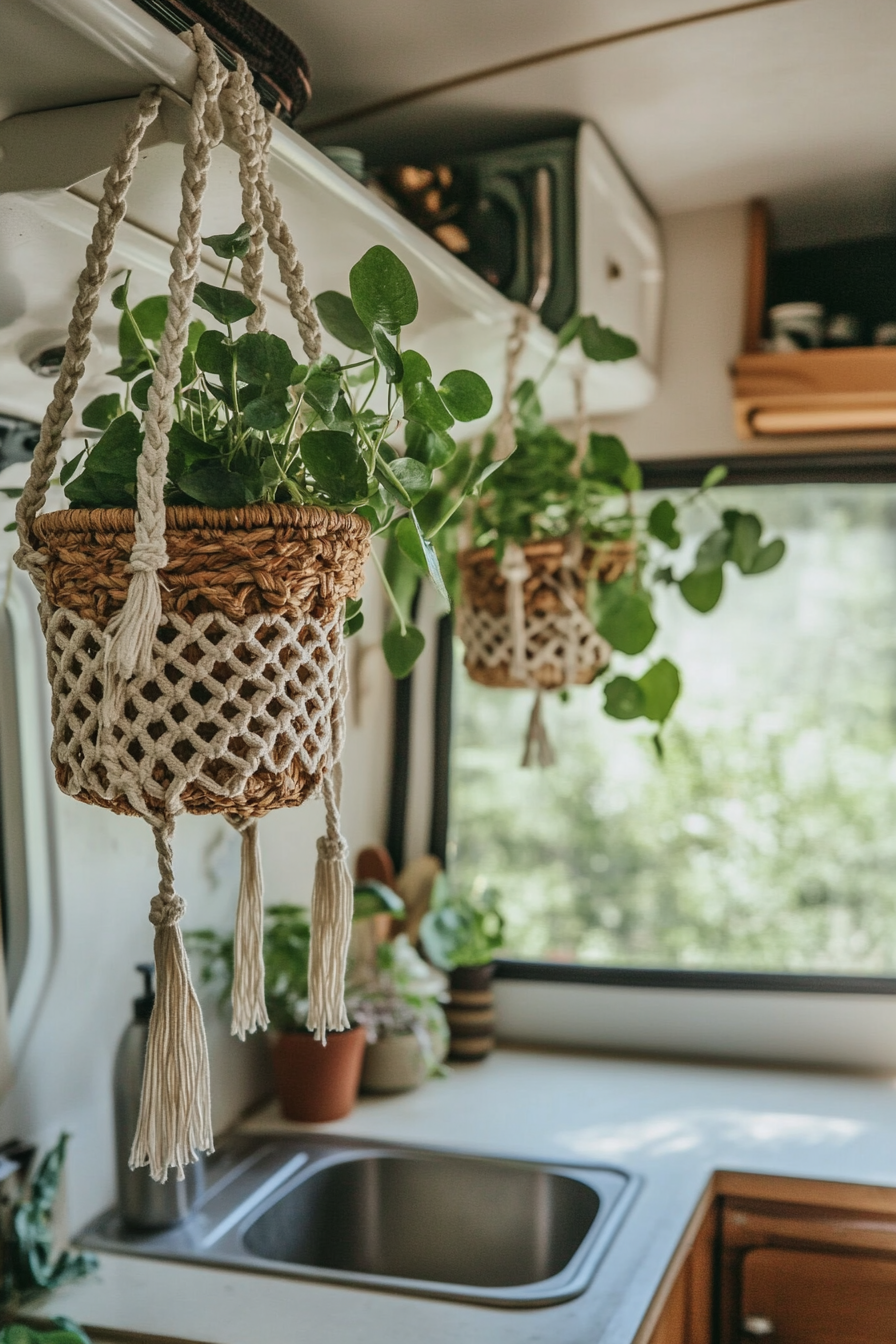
[255,0,896,224]
[2,0,896,226]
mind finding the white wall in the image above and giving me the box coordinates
[594,203,750,460]
[0,506,394,1229]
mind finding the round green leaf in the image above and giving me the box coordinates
[694,528,731,573]
[729,512,762,574]
[405,420,456,469]
[315,291,375,353]
[131,295,168,342]
[579,315,639,362]
[648,498,681,549]
[604,676,646,720]
[582,433,632,485]
[301,429,368,504]
[680,566,724,612]
[193,282,256,325]
[242,396,290,430]
[349,245,418,334]
[235,332,299,389]
[387,456,433,505]
[195,330,235,377]
[179,462,249,509]
[597,592,657,656]
[81,393,122,431]
[437,369,493,422]
[747,537,786,574]
[382,622,425,679]
[638,658,681,724]
[202,221,252,259]
[403,378,454,432]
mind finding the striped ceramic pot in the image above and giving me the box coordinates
[446,963,496,1061]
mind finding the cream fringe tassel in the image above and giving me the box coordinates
[228,818,269,1040]
[129,821,213,1183]
[305,767,354,1041]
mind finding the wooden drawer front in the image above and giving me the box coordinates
[742,1246,896,1344]
[724,1198,896,1258]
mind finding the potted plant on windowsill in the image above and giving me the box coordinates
[348,936,450,1094]
[189,886,404,1122]
[420,876,505,1062]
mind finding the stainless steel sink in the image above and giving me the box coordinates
[79,1136,637,1307]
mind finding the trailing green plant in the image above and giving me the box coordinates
[0,1136,97,1308]
[420,873,504,970]
[62,228,493,677]
[414,313,785,741]
[188,884,404,1032]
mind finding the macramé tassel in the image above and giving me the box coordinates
[522,690,556,770]
[229,818,269,1040]
[129,821,213,1183]
[305,769,354,1042]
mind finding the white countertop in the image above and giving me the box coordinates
[42,1046,896,1344]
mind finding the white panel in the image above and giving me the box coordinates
[496,979,896,1072]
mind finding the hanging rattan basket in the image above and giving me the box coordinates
[33,503,368,818]
[457,535,635,690]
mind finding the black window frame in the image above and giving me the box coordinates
[389,449,896,995]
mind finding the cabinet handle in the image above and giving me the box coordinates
[742,1317,775,1337]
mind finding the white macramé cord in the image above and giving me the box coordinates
[227,817,269,1040]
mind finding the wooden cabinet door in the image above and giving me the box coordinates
[741,1246,896,1344]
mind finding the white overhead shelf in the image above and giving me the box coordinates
[1,0,660,431]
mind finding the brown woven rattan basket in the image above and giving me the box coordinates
[33,503,369,819]
[458,536,635,690]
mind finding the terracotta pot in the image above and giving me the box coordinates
[361,1033,428,1094]
[446,963,497,1062]
[269,1026,367,1122]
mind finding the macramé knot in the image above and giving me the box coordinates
[128,539,169,574]
[149,893,186,927]
[316,834,348,864]
[500,545,531,587]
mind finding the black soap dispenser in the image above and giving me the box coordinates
[114,963,204,1229]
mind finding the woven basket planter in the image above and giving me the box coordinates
[33,504,368,819]
[14,29,369,1183]
[457,536,635,691]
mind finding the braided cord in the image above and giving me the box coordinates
[14,87,163,583]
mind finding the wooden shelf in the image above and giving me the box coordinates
[733,347,896,438]
[733,198,896,440]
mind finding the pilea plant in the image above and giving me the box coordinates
[66,227,493,677]
[413,313,786,745]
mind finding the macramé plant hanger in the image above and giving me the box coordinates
[14,29,370,1182]
[429,315,787,765]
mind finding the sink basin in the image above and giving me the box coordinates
[78,1136,637,1307]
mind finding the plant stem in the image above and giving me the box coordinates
[370,547,407,636]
